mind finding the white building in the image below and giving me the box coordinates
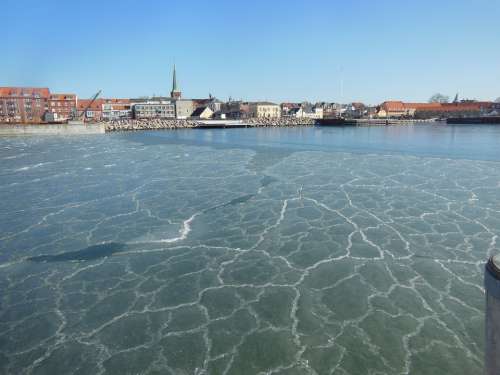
[292,106,323,119]
[132,101,175,119]
[175,99,194,119]
[249,102,281,118]
[190,106,214,119]
[102,102,132,120]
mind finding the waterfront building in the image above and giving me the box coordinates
[377,100,494,119]
[376,101,416,118]
[76,99,104,121]
[48,93,77,121]
[192,97,223,113]
[281,102,300,116]
[190,106,214,119]
[0,87,50,123]
[102,99,132,120]
[170,65,182,100]
[248,102,281,118]
[291,103,324,119]
[345,102,366,118]
[208,98,223,113]
[133,101,175,119]
[315,102,343,118]
[175,99,195,119]
[221,101,251,119]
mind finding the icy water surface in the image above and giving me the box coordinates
[1,124,500,374]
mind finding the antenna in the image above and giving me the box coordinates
[339,66,344,103]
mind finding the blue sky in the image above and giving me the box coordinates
[3,0,499,104]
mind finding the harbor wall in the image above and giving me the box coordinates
[0,123,106,136]
[485,256,500,375]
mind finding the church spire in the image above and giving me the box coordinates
[172,65,177,91]
[170,64,181,99]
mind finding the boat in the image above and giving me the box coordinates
[446,117,500,124]
[315,118,357,126]
[194,120,250,128]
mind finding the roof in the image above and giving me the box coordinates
[380,100,493,112]
[191,106,212,116]
[103,98,130,104]
[281,103,300,109]
[50,94,76,100]
[77,99,104,111]
[251,101,278,106]
[351,102,365,108]
[0,87,50,98]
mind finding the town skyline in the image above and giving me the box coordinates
[4,0,500,103]
[3,65,498,107]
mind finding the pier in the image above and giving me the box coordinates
[447,117,500,124]
[485,255,500,375]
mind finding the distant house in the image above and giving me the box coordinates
[192,97,223,113]
[221,101,251,119]
[190,106,213,119]
[377,101,419,118]
[315,102,342,118]
[249,102,281,118]
[345,102,366,118]
[293,104,323,119]
[281,102,300,116]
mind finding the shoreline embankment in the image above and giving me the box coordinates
[0,117,462,136]
[0,123,105,136]
[104,117,315,132]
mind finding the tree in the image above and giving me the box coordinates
[429,93,450,103]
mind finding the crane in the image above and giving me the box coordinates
[73,90,102,123]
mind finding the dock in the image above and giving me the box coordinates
[447,117,500,124]
[194,120,253,129]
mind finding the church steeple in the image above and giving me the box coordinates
[170,64,181,99]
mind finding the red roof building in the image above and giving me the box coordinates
[378,100,493,118]
[48,93,77,121]
[77,99,105,121]
[0,87,50,123]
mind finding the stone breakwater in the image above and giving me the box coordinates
[104,117,314,132]
[245,117,314,127]
[104,119,197,132]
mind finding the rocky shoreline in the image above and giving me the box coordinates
[103,117,314,132]
[104,119,197,132]
[245,117,314,127]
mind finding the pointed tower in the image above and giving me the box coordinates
[170,65,182,99]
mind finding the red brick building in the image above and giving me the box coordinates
[378,100,493,119]
[48,94,77,121]
[76,99,105,121]
[0,87,50,123]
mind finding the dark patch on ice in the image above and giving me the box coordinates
[27,242,126,262]
[205,194,255,213]
[225,194,255,206]
[260,175,278,187]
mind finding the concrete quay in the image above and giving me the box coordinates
[0,123,105,136]
[485,254,500,375]
[354,119,436,126]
